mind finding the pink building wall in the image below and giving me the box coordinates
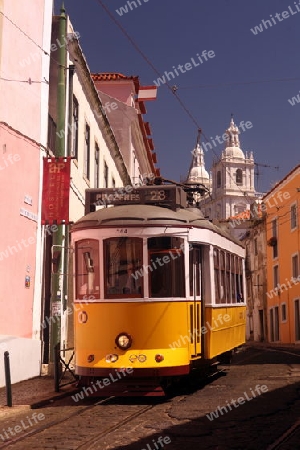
[0,0,53,385]
[0,125,40,338]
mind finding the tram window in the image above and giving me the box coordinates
[189,247,201,298]
[148,236,183,250]
[104,237,143,298]
[226,253,231,303]
[75,239,100,300]
[148,237,185,298]
[237,258,244,302]
[220,251,226,303]
[231,254,237,303]
[214,249,221,304]
[213,249,244,305]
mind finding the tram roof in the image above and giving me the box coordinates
[72,205,243,247]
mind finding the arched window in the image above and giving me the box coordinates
[236,169,243,185]
[217,171,221,188]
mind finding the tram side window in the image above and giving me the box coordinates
[189,247,201,298]
[226,253,231,303]
[214,248,244,305]
[104,237,143,298]
[236,258,244,302]
[148,237,185,298]
[75,239,100,300]
[220,251,226,303]
[214,249,221,304]
[231,254,237,303]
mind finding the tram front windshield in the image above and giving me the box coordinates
[103,236,185,299]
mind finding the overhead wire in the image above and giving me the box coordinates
[0,77,49,84]
[1,3,295,232]
[178,77,300,90]
[2,1,281,213]
[94,0,279,205]
[0,10,64,68]
[0,10,50,56]
[94,0,202,131]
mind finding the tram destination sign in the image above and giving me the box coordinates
[85,185,186,214]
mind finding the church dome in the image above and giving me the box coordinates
[222,146,245,159]
[186,143,210,186]
[187,165,210,184]
[222,118,245,160]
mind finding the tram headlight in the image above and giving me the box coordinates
[106,354,119,363]
[115,332,132,350]
[155,354,164,363]
[137,354,147,362]
[87,354,94,363]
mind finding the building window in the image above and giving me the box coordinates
[295,300,300,341]
[292,254,299,280]
[104,161,108,188]
[291,204,297,230]
[257,274,260,295]
[236,169,243,185]
[112,178,116,188]
[71,96,79,159]
[271,219,278,258]
[254,238,258,256]
[281,303,287,322]
[94,143,99,188]
[84,123,90,180]
[294,299,300,341]
[270,306,279,341]
[216,171,221,188]
[273,265,279,290]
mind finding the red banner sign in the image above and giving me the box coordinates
[42,157,71,225]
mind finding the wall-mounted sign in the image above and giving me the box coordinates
[20,208,38,222]
[24,195,33,205]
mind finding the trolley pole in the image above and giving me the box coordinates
[49,3,67,366]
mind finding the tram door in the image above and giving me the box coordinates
[189,246,202,357]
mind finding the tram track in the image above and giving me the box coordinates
[0,395,114,448]
[0,366,228,449]
[267,419,300,450]
[75,403,154,450]
[0,395,156,449]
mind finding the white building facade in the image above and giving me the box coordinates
[44,13,158,364]
[200,118,257,222]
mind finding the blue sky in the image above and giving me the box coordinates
[55,0,300,193]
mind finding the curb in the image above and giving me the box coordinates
[30,386,79,409]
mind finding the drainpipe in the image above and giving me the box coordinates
[49,3,66,364]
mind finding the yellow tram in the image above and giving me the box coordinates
[71,184,246,395]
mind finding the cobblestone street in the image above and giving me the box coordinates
[1,344,300,449]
